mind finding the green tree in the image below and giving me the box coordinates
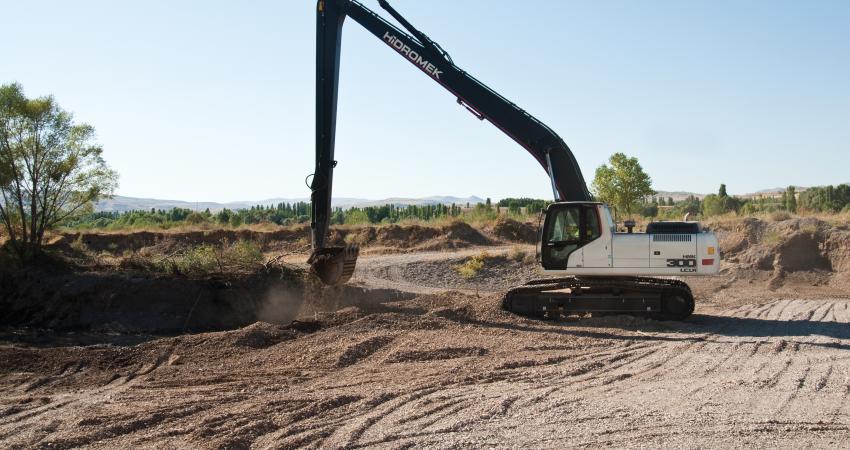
[591,152,656,217]
[216,208,232,225]
[785,186,797,213]
[229,213,243,228]
[186,212,207,225]
[701,194,725,216]
[0,83,117,262]
[641,203,659,217]
[702,184,741,216]
[344,208,370,225]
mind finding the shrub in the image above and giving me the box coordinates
[225,240,264,269]
[769,210,792,222]
[169,240,263,276]
[175,244,218,275]
[455,251,490,279]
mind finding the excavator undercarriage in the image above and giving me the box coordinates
[503,276,695,321]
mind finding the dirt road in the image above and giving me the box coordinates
[349,245,537,294]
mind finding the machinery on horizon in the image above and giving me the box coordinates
[308,0,719,320]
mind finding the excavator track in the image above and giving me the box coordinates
[502,276,694,321]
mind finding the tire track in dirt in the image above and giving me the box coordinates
[4,289,850,448]
[0,343,180,447]
[547,299,850,430]
[352,245,524,294]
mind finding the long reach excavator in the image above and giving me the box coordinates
[308,0,719,320]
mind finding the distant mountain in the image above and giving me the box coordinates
[751,186,806,194]
[343,196,485,208]
[653,190,705,201]
[95,195,486,213]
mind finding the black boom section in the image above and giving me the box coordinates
[312,0,346,250]
[313,0,591,250]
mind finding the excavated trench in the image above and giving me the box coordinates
[0,267,413,337]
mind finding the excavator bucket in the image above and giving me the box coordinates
[308,245,359,285]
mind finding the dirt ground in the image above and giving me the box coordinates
[2,216,850,448]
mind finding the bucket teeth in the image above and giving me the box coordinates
[340,245,359,282]
[309,245,359,285]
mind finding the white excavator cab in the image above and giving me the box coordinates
[539,202,720,277]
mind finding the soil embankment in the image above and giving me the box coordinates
[0,267,412,335]
[53,219,531,257]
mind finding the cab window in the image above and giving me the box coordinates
[586,207,600,240]
[547,207,581,243]
[541,204,602,270]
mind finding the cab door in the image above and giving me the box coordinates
[581,206,611,268]
[541,204,602,270]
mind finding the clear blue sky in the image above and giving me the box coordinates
[2,0,849,202]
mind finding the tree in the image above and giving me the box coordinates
[591,152,655,217]
[701,194,725,216]
[642,203,659,218]
[702,184,741,216]
[0,83,117,262]
[216,208,232,225]
[785,186,797,213]
[229,213,243,228]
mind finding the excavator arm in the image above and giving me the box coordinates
[310,0,591,285]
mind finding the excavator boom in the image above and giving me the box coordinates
[311,0,590,284]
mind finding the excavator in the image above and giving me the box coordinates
[308,0,719,320]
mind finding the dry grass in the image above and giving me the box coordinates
[62,236,266,278]
[761,230,782,246]
[58,221,303,235]
[769,210,793,222]
[454,251,491,279]
[507,246,527,262]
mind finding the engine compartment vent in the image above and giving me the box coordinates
[646,221,700,234]
[652,234,693,242]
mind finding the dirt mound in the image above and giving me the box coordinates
[775,231,831,271]
[490,217,537,243]
[230,321,316,349]
[710,217,850,289]
[343,221,490,252]
[825,230,850,273]
[343,224,441,248]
